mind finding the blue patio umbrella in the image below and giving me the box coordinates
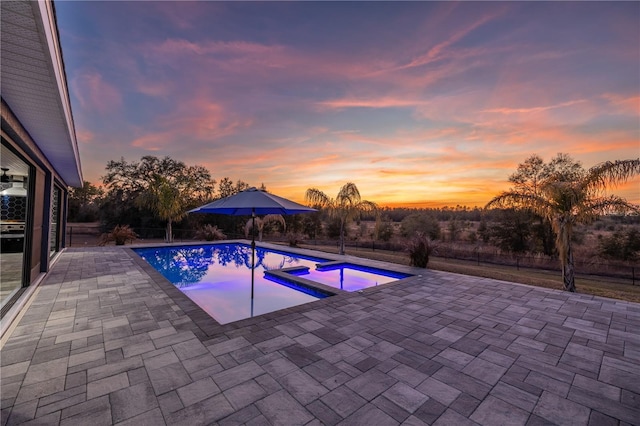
[188,187,317,301]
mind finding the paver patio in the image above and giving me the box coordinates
[1,244,639,425]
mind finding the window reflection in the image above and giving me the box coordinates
[50,186,61,257]
[1,142,30,310]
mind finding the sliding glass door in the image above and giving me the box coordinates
[1,141,32,310]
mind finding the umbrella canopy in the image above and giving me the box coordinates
[189,187,316,216]
[188,187,317,303]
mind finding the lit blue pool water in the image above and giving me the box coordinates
[134,243,412,324]
[134,244,328,324]
[286,263,412,292]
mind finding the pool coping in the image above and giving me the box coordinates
[263,266,348,298]
[127,239,422,334]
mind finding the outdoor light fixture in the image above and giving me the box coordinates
[0,169,27,196]
[0,180,27,196]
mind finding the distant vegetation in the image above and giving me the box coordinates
[487,154,640,292]
[68,154,640,291]
[305,182,378,255]
[69,155,249,241]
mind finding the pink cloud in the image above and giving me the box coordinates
[152,39,288,61]
[129,97,253,151]
[75,129,95,144]
[71,70,122,113]
[140,37,377,89]
[135,81,171,98]
[481,99,587,115]
[392,9,507,72]
[152,2,219,31]
[602,93,640,116]
[318,97,429,110]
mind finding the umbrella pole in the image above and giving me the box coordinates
[251,209,256,300]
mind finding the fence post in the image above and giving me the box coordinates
[516,257,519,270]
[69,226,73,247]
[633,267,636,286]
[477,252,480,266]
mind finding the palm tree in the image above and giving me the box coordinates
[306,182,378,255]
[136,175,188,242]
[486,155,640,292]
[245,214,286,242]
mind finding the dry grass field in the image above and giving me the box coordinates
[298,243,640,304]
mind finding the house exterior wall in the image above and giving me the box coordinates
[1,103,71,314]
[0,0,81,331]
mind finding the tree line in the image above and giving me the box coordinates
[69,153,640,292]
[69,156,253,240]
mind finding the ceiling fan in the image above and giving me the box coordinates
[1,168,12,183]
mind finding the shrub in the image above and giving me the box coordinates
[400,213,441,240]
[98,225,138,246]
[406,232,436,268]
[287,232,304,247]
[599,228,640,261]
[194,225,227,241]
[376,217,395,242]
[326,217,344,239]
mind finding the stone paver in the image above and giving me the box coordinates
[1,244,639,425]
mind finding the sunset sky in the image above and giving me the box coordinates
[56,1,639,207]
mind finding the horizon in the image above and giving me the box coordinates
[57,2,639,208]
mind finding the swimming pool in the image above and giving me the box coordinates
[134,244,329,324]
[134,243,412,324]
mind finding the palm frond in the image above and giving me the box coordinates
[305,188,331,208]
[358,200,379,214]
[336,182,362,206]
[583,196,640,217]
[583,159,640,192]
[486,192,544,210]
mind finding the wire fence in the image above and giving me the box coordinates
[300,238,638,285]
[66,226,638,286]
[66,225,246,246]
